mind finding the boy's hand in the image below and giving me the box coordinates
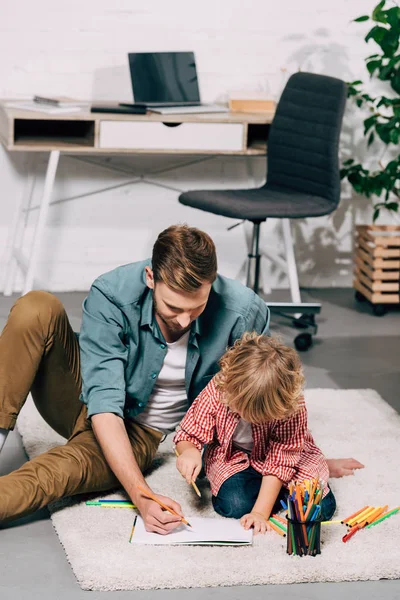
[176,447,202,484]
[240,511,272,535]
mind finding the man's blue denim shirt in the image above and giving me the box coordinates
[79,260,270,420]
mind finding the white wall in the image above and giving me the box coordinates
[0,0,386,292]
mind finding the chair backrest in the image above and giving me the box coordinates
[266,72,347,207]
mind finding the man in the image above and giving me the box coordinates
[0,225,363,532]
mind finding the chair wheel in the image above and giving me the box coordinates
[372,304,387,317]
[355,291,366,303]
[294,333,313,351]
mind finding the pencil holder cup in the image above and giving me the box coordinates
[286,517,322,557]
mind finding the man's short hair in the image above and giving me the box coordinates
[152,224,218,292]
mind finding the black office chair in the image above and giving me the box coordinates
[179,72,347,350]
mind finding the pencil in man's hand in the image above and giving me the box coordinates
[174,448,202,497]
[137,484,192,528]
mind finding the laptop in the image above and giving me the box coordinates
[126,51,228,114]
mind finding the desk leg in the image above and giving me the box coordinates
[22,150,60,296]
[2,155,37,296]
[282,218,301,305]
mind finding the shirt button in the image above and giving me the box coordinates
[137,402,144,407]
[160,343,166,349]
[151,373,157,379]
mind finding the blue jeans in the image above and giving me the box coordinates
[212,466,336,521]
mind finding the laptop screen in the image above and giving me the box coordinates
[128,52,200,103]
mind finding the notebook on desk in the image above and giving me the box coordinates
[128,51,228,114]
[130,516,253,546]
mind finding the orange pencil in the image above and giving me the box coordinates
[137,484,192,528]
[365,505,387,525]
[347,506,372,527]
[269,520,286,537]
[349,506,376,527]
[341,505,369,524]
[271,514,287,525]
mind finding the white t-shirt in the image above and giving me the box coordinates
[232,418,253,453]
[134,330,190,434]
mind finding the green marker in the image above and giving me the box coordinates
[365,507,399,529]
[269,517,287,533]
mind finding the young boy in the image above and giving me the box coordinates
[174,333,336,535]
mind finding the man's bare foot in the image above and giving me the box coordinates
[327,458,365,478]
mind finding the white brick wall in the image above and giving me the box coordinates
[0,0,387,292]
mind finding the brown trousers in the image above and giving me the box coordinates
[0,291,162,523]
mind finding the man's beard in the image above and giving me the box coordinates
[153,296,190,334]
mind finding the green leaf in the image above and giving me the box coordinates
[380,30,400,57]
[372,0,387,21]
[354,15,370,22]
[368,132,375,146]
[343,158,355,166]
[385,6,400,28]
[366,58,382,75]
[386,201,399,211]
[378,63,394,80]
[389,128,400,144]
[373,207,380,222]
[363,115,377,134]
[365,25,386,45]
[391,70,400,94]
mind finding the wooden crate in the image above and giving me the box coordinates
[354,225,400,305]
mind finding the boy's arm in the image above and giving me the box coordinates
[173,379,219,450]
[251,474,282,519]
[240,475,282,535]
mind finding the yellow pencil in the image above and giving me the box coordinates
[321,520,342,524]
[174,448,202,497]
[129,516,138,543]
[137,484,192,528]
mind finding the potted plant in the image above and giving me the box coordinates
[340,0,400,315]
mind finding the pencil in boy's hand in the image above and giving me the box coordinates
[174,448,202,497]
[136,484,192,528]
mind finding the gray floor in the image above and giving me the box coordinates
[0,289,399,600]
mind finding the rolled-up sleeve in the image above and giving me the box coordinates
[262,402,307,484]
[173,381,218,451]
[79,280,128,419]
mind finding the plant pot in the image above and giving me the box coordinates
[354,225,400,315]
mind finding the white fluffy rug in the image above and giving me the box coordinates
[17,389,400,591]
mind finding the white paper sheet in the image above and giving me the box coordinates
[130,516,253,546]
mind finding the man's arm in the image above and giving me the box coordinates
[92,413,184,534]
[80,281,183,534]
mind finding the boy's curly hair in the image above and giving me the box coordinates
[214,332,304,422]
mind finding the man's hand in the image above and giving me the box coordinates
[326,457,365,478]
[176,447,202,484]
[240,511,271,535]
[136,493,184,535]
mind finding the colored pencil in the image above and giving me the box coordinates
[86,502,136,509]
[342,524,361,543]
[365,507,400,529]
[174,448,202,497]
[341,505,368,524]
[268,519,286,537]
[129,516,138,543]
[349,506,376,526]
[321,520,342,524]
[269,517,287,533]
[137,484,192,528]
[347,506,372,527]
[271,513,287,525]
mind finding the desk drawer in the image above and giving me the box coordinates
[99,121,244,152]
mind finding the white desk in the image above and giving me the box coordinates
[0,103,273,295]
